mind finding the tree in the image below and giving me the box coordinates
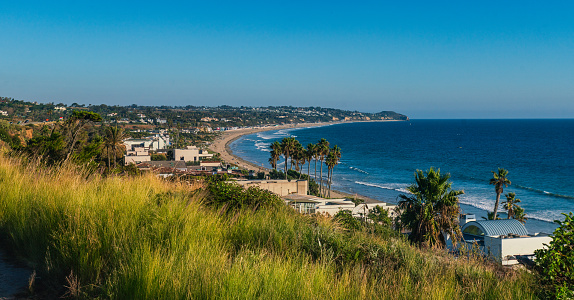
[489,168,511,220]
[325,145,341,198]
[103,126,128,169]
[280,137,297,177]
[513,206,527,224]
[398,168,464,247]
[63,111,102,161]
[535,212,574,299]
[502,192,521,220]
[368,205,392,227]
[483,211,501,220]
[316,138,329,196]
[269,141,281,170]
[305,143,315,179]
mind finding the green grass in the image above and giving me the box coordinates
[0,154,538,299]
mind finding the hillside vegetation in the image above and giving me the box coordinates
[0,154,537,299]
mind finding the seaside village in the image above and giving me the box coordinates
[123,132,552,267]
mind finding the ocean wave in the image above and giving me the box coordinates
[355,181,411,194]
[255,141,270,152]
[349,166,369,175]
[458,195,562,223]
[514,184,574,200]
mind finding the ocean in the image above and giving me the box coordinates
[230,119,574,234]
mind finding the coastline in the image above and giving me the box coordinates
[208,121,395,204]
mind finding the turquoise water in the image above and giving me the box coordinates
[230,120,574,233]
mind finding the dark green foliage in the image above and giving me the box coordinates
[74,135,104,165]
[490,168,511,220]
[256,171,265,179]
[151,153,167,161]
[23,132,66,164]
[206,181,283,214]
[398,168,464,247]
[535,212,574,299]
[334,210,362,231]
[368,205,393,227]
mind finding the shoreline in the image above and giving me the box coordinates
[208,121,396,204]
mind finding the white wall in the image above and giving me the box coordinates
[125,155,151,165]
[484,235,552,264]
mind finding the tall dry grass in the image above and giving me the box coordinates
[0,155,538,299]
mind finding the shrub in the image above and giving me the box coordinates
[535,212,574,299]
[334,210,361,231]
[206,181,283,214]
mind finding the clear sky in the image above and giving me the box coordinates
[1,1,573,118]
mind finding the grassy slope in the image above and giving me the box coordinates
[0,155,537,299]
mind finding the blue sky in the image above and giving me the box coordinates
[1,1,573,118]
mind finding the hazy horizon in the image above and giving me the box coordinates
[2,1,573,119]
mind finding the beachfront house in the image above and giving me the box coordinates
[169,146,213,163]
[124,146,151,165]
[453,214,552,265]
[283,194,396,219]
[232,179,308,197]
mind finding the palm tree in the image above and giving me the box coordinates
[292,140,303,172]
[325,146,341,198]
[513,206,527,224]
[104,125,128,169]
[489,168,511,220]
[305,143,315,179]
[268,150,280,170]
[502,192,521,219]
[483,211,501,220]
[269,141,281,170]
[316,138,330,196]
[280,137,296,177]
[398,168,464,248]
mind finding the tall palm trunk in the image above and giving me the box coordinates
[107,145,111,170]
[319,158,324,197]
[493,190,502,219]
[328,167,332,198]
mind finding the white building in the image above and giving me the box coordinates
[123,134,170,151]
[283,194,396,219]
[454,215,552,265]
[0,110,8,116]
[124,146,151,165]
[170,146,213,162]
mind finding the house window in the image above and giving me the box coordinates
[463,225,484,236]
[180,157,184,160]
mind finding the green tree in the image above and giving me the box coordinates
[103,126,128,170]
[535,212,574,299]
[63,111,102,161]
[398,168,464,248]
[280,137,296,177]
[489,168,511,220]
[325,145,341,198]
[368,205,393,227]
[316,138,329,196]
[305,143,315,179]
[502,192,521,219]
[513,206,527,224]
[269,141,281,170]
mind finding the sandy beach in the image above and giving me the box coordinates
[208,121,388,204]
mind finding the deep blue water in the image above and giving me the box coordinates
[230,120,574,233]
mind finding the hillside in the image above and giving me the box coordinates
[0,155,536,299]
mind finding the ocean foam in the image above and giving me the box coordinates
[355,181,411,194]
[349,166,369,175]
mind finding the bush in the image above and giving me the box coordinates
[334,210,361,231]
[206,181,283,214]
[535,212,574,299]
